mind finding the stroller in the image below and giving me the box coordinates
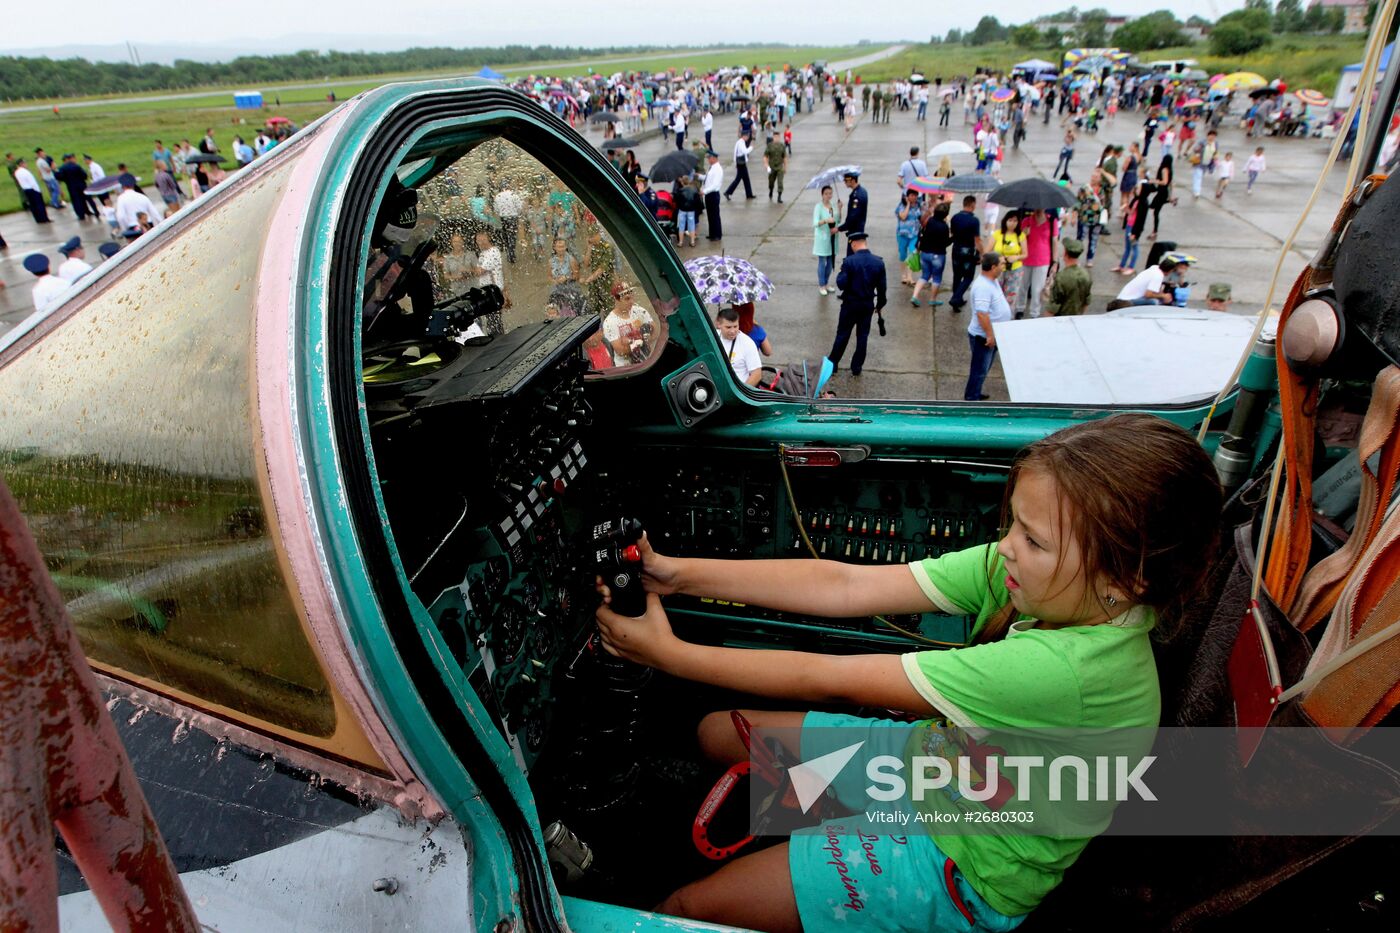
[756,357,835,397]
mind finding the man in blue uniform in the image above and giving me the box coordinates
[634,173,659,218]
[835,171,868,255]
[827,231,887,377]
[948,195,983,312]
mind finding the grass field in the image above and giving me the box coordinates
[0,44,867,215]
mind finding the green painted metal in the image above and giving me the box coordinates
[1239,341,1280,394]
[296,80,531,933]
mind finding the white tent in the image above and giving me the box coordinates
[1335,43,1393,111]
[1013,59,1058,73]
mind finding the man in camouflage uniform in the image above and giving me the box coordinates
[1045,239,1093,316]
[862,84,871,112]
[763,131,788,202]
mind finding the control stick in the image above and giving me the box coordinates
[592,517,647,617]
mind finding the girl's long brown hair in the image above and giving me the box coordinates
[975,413,1224,644]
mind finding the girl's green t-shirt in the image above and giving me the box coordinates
[900,544,1161,916]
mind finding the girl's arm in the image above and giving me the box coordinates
[597,594,937,713]
[638,532,937,617]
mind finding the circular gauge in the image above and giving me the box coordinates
[495,609,526,664]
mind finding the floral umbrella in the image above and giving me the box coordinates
[682,256,775,305]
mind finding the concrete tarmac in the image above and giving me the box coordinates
[1,83,1352,402]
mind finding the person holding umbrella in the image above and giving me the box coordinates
[812,185,841,294]
[54,154,90,221]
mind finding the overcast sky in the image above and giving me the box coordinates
[4,1,1244,55]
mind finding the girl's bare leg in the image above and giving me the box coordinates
[697,709,806,765]
[657,841,802,933]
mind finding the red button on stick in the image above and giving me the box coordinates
[622,545,641,563]
[553,477,568,495]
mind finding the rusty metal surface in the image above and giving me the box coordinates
[0,476,198,932]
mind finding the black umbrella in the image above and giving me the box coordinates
[600,137,640,151]
[589,111,621,123]
[184,152,227,164]
[943,173,1002,194]
[731,93,752,101]
[988,177,1076,211]
[1248,87,1281,99]
[84,176,122,196]
[649,150,699,183]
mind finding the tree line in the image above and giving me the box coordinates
[0,43,772,101]
[932,3,1347,56]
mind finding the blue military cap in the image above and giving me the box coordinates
[98,242,121,260]
[847,230,869,241]
[23,253,50,275]
[58,236,82,255]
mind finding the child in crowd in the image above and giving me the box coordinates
[594,414,1223,933]
[1215,152,1235,199]
[1246,147,1266,194]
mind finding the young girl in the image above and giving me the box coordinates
[1245,147,1266,194]
[595,414,1222,933]
[993,211,1026,312]
[1216,152,1235,199]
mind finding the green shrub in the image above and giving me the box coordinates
[1210,23,1272,56]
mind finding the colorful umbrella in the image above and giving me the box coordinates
[1181,98,1205,108]
[1295,88,1330,108]
[805,164,862,190]
[1211,72,1267,93]
[990,87,1015,103]
[1209,73,1225,84]
[906,176,945,195]
[682,256,775,305]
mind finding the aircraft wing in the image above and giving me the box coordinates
[996,307,1275,406]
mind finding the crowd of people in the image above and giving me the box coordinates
[6,53,1309,402]
[4,121,303,311]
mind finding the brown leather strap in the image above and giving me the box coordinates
[1264,175,1388,613]
[1293,367,1400,631]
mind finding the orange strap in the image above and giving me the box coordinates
[1262,269,1318,613]
[1293,367,1400,631]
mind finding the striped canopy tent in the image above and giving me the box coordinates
[1061,48,1131,75]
